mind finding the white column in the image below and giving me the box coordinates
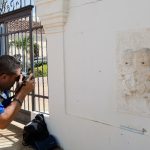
[35,0,69,114]
[35,0,69,34]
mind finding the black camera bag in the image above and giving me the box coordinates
[22,114,58,150]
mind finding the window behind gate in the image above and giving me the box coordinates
[0,0,49,117]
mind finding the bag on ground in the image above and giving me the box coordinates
[22,114,58,150]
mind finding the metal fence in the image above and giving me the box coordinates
[0,0,49,114]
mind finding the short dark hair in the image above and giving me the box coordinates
[0,55,21,74]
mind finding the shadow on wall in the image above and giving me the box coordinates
[63,0,70,25]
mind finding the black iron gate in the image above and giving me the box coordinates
[0,0,49,124]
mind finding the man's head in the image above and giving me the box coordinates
[0,55,21,91]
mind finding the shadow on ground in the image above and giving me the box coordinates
[0,121,33,150]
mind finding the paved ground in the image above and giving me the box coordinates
[0,121,62,150]
[0,121,33,150]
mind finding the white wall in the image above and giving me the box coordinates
[35,0,150,149]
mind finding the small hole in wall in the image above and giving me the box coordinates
[141,62,145,64]
[125,62,128,64]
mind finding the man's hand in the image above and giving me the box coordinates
[15,73,35,100]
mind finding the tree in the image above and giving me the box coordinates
[9,36,30,52]
[9,36,40,72]
[34,43,39,57]
[10,36,40,55]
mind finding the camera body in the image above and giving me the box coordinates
[16,71,29,82]
[22,71,30,81]
[15,71,34,93]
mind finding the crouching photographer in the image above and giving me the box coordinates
[0,55,35,129]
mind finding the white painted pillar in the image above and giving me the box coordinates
[35,0,68,115]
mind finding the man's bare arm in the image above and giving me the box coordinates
[0,74,34,129]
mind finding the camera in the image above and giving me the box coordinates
[15,71,34,93]
[15,71,29,82]
[22,71,30,81]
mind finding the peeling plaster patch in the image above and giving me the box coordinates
[117,29,150,116]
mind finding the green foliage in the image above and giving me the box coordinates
[10,36,47,77]
[34,61,47,67]
[34,64,48,77]
[34,43,39,57]
[9,37,40,56]
[10,37,30,52]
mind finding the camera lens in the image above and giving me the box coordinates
[16,76,20,82]
[22,72,30,81]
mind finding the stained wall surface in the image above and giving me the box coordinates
[35,0,150,150]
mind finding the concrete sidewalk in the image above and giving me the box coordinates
[0,121,33,150]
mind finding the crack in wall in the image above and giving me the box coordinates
[70,0,102,9]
